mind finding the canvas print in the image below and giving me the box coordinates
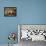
[18,25,46,41]
[4,7,16,16]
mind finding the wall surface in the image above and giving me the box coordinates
[0,0,46,45]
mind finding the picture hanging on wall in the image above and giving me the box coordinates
[4,7,16,17]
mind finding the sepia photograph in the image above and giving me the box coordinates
[4,7,16,16]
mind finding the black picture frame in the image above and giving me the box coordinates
[4,7,16,17]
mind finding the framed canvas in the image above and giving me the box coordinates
[18,24,46,41]
[4,7,16,17]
